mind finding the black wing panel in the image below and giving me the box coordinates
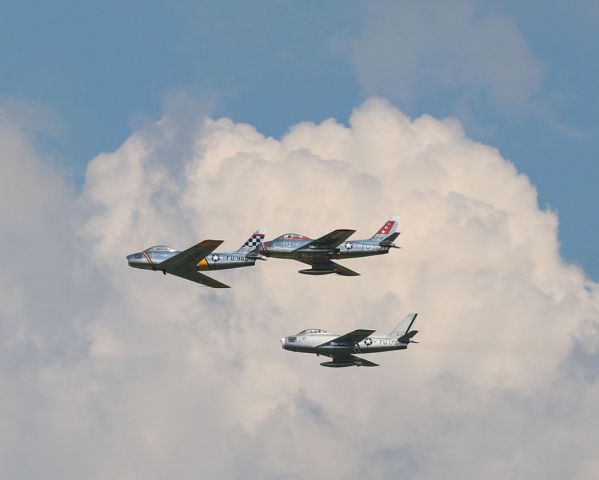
[299,229,356,250]
[326,261,360,277]
[317,329,375,347]
[158,239,230,288]
[158,239,224,270]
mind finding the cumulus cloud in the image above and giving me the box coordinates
[2,98,599,479]
[349,0,544,109]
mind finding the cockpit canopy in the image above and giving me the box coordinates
[275,233,311,241]
[297,328,328,335]
[146,245,177,253]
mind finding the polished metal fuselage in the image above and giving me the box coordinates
[126,249,256,272]
[281,332,407,355]
[261,238,390,260]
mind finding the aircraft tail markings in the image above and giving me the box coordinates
[237,229,266,255]
[370,216,400,245]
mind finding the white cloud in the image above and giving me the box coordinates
[349,0,544,109]
[2,98,599,479]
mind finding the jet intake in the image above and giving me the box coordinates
[298,268,335,275]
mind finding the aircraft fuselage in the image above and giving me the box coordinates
[281,331,408,355]
[127,246,256,272]
[261,237,391,260]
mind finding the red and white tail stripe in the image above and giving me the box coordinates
[373,216,399,238]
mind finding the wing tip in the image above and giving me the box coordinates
[197,239,224,248]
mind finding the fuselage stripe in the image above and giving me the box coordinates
[142,250,154,267]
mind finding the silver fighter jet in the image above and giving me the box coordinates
[126,230,265,288]
[260,217,400,276]
[281,313,418,367]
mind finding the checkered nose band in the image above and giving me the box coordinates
[243,234,265,248]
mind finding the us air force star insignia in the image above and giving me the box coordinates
[345,242,353,250]
[364,338,372,346]
[211,254,220,262]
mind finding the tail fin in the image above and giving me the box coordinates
[388,313,418,342]
[237,229,266,254]
[370,216,400,245]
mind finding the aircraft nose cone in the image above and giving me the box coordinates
[127,252,146,268]
[280,337,285,348]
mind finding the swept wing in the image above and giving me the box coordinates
[297,229,356,251]
[170,270,230,289]
[317,329,375,347]
[320,354,379,368]
[298,258,361,276]
[158,239,230,288]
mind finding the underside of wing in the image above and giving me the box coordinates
[169,269,230,288]
[317,329,375,348]
[320,354,379,368]
[299,229,356,251]
[158,239,230,288]
[297,259,360,276]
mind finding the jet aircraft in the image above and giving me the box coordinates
[281,313,418,367]
[260,217,400,276]
[126,230,265,288]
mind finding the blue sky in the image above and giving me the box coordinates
[2,0,597,278]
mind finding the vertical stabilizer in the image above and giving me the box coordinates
[388,313,418,338]
[237,229,266,254]
[370,216,400,244]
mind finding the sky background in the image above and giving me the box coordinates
[2,1,599,479]
[2,0,598,278]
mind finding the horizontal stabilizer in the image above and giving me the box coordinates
[379,231,400,246]
[398,330,418,343]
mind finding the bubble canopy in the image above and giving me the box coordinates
[297,328,328,335]
[274,233,311,241]
[146,245,177,253]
